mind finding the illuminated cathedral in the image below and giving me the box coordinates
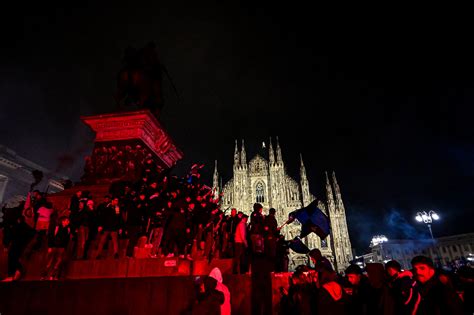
[212,138,353,271]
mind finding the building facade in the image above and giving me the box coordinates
[358,233,474,270]
[212,138,353,271]
[0,145,66,211]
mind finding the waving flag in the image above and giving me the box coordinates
[289,200,330,239]
[288,237,310,254]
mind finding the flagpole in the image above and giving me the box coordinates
[278,218,293,231]
[327,211,338,273]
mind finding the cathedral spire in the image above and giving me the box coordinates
[241,139,247,167]
[299,153,307,181]
[332,171,340,195]
[328,171,352,272]
[233,139,240,168]
[325,171,335,209]
[332,171,344,210]
[268,137,275,165]
[276,136,283,164]
[300,153,310,206]
[213,160,219,197]
[213,160,218,185]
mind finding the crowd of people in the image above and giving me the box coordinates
[82,143,161,182]
[1,161,473,314]
[279,249,473,315]
[1,163,290,281]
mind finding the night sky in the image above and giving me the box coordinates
[0,3,472,253]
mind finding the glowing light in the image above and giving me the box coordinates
[371,235,389,247]
[415,210,440,224]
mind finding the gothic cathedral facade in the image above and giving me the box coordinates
[212,138,353,271]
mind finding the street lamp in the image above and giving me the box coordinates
[415,210,441,266]
[371,235,389,262]
[371,235,388,247]
[415,210,439,240]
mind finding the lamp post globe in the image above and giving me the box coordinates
[415,210,440,227]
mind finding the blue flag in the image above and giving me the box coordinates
[289,200,330,239]
[288,237,310,254]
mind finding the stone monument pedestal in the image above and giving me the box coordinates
[47,109,183,214]
[80,109,183,183]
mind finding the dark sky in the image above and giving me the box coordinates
[0,3,473,253]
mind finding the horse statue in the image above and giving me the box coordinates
[115,42,164,117]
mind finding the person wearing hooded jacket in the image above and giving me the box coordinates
[209,267,231,315]
[317,265,347,314]
[193,276,224,315]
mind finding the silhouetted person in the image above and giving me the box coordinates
[224,208,239,258]
[69,190,82,214]
[309,248,333,272]
[275,234,289,272]
[317,266,347,315]
[41,216,71,280]
[192,276,225,315]
[125,192,147,257]
[381,260,420,315]
[233,215,248,274]
[2,216,35,281]
[96,197,123,259]
[263,208,278,266]
[411,255,463,315]
[209,267,231,315]
[343,264,373,315]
